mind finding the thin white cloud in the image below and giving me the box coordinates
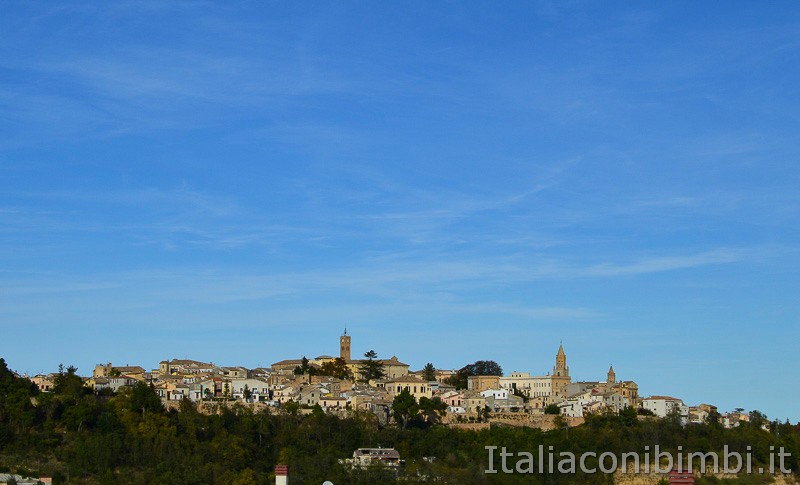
[561,249,745,278]
[0,247,757,310]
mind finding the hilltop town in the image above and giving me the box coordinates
[25,331,755,430]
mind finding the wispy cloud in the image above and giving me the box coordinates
[556,249,745,278]
[0,246,757,307]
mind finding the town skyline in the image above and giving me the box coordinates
[8,331,790,423]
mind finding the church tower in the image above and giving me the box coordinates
[607,365,616,384]
[340,328,351,362]
[554,343,569,377]
[550,342,571,399]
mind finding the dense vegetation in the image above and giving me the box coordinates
[1,358,798,484]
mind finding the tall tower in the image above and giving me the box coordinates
[550,342,571,400]
[340,328,351,362]
[554,343,569,377]
[607,365,616,384]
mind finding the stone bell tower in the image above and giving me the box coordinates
[554,343,569,377]
[340,328,351,362]
[551,342,571,399]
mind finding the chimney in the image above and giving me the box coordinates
[275,464,288,485]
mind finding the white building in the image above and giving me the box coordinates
[642,396,689,424]
[590,390,628,413]
[227,378,270,401]
[480,388,509,400]
[499,372,554,400]
[559,394,592,417]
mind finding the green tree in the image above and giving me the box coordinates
[476,404,492,422]
[750,410,768,429]
[706,409,722,428]
[444,360,503,389]
[392,389,418,428]
[418,396,447,423]
[619,405,638,426]
[544,403,560,415]
[318,358,352,381]
[284,400,299,415]
[242,385,252,402]
[358,350,385,382]
[126,381,164,416]
[421,363,436,382]
[293,356,317,376]
[231,468,257,485]
[0,358,38,440]
[53,364,87,399]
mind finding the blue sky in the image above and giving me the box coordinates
[1,2,799,420]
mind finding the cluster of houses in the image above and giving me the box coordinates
[26,331,751,428]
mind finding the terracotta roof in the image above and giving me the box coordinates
[113,366,146,373]
[169,359,213,366]
[381,375,427,384]
[645,395,682,401]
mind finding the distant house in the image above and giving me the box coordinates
[688,403,718,424]
[499,372,553,400]
[589,389,628,413]
[228,378,270,401]
[464,392,488,415]
[31,374,55,392]
[158,359,215,376]
[273,385,298,404]
[320,396,347,410]
[251,367,273,378]
[299,385,328,406]
[347,387,390,412]
[428,381,456,393]
[346,448,403,468]
[481,389,524,412]
[433,369,457,383]
[92,377,110,392]
[378,375,433,400]
[558,395,589,417]
[642,396,689,424]
[480,388,509,400]
[220,366,250,379]
[93,363,146,380]
[108,376,137,392]
[468,375,500,392]
[271,359,308,375]
[440,390,464,408]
